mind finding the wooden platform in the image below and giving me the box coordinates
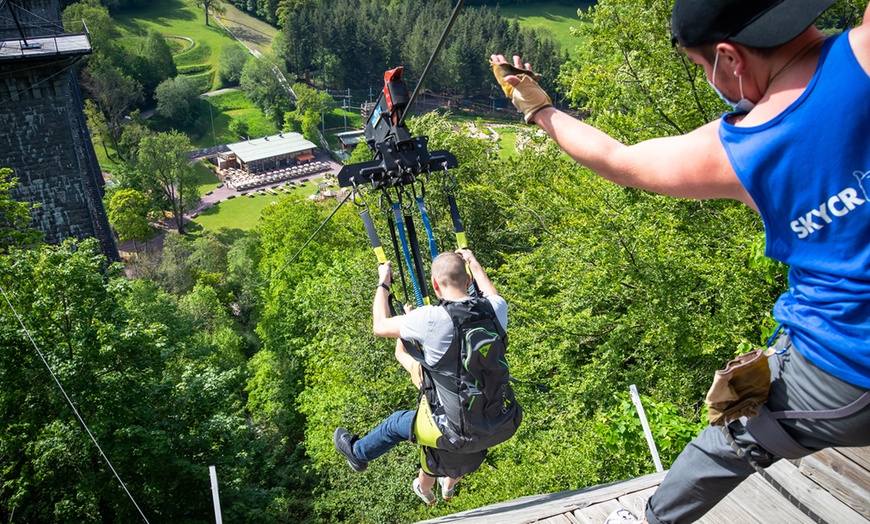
[418,447,870,524]
[0,34,91,61]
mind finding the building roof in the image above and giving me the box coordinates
[417,446,870,524]
[226,133,316,164]
[336,130,365,147]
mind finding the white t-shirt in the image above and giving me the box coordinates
[398,295,508,366]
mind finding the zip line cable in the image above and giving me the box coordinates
[256,189,353,287]
[0,284,150,523]
[400,0,467,127]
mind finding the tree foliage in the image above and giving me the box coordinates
[240,54,291,125]
[130,31,178,99]
[218,43,251,86]
[0,169,42,252]
[81,57,144,157]
[155,75,202,127]
[191,0,226,26]
[107,188,154,254]
[137,131,201,234]
[0,239,290,522]
[272,0,566,96]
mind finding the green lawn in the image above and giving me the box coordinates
[194,161,222,193]
[494,126,520,161]
[215,3,277,56]
[113,0,242,92]
[194,90,279,148]
[193,183,319,231]
[499,1,594,56]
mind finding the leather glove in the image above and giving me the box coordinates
[491,62,552,124]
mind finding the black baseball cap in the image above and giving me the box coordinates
[671,0,834,48]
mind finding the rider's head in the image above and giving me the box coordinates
[431,252,470,294]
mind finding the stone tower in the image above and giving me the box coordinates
[0,0,119,261]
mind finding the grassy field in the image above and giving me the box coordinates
[499,1,594,56]
[194,161,222,193]
[193,183,319,231]
[112,0,246,92]
[195,90,280,148]
[214,3,277,56]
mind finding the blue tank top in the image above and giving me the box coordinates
[719,31,870,389]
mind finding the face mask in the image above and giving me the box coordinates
[707,51,756,113]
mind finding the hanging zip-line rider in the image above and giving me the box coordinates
[334,248,521,504]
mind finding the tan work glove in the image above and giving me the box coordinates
[705,348,773,426]
[491,62,552,124]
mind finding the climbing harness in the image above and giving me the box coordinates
[717,329,870,524]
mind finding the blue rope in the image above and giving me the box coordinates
[416,196,438,260]
[393,202,423,307]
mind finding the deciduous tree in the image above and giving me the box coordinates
[137,131,200,234]
[240,54,290,124]
[107,188,154,256]
[218,43,250,86]
[0,168,41,252]
[192,0,226,26]
[82,57,143,158]
[155,75,201,127]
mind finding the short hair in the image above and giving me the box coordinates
[431,252,468,290]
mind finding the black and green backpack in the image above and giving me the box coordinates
[409,297,522,456]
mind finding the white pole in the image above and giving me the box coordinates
[209,465,223,524]
[630,384,664,472]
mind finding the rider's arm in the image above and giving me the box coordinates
[372,262,404,338]
[457,249,499,297]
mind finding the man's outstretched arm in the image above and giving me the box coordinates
[490,54,755,208]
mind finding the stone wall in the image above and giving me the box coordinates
[0,0,119,260]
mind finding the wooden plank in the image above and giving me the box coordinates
[417,447,870,524]
[800,448,870,520]
[569,508,598,524]
[574,500,624,523]
[615,485,656,517]
[762,456,869,524]
[414,491,587,524]
[717,472,819,524]
[417,472,665,524]
[835,446,870,473]
[562,512,585,524]
[537,515,575,524]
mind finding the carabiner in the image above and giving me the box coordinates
[441,162,457,193]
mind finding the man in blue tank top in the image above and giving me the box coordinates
[491,0,869,522]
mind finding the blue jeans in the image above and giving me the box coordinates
[646,346,870,524]
[353,409,416,462]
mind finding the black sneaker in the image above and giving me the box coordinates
[333,427,368,472]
